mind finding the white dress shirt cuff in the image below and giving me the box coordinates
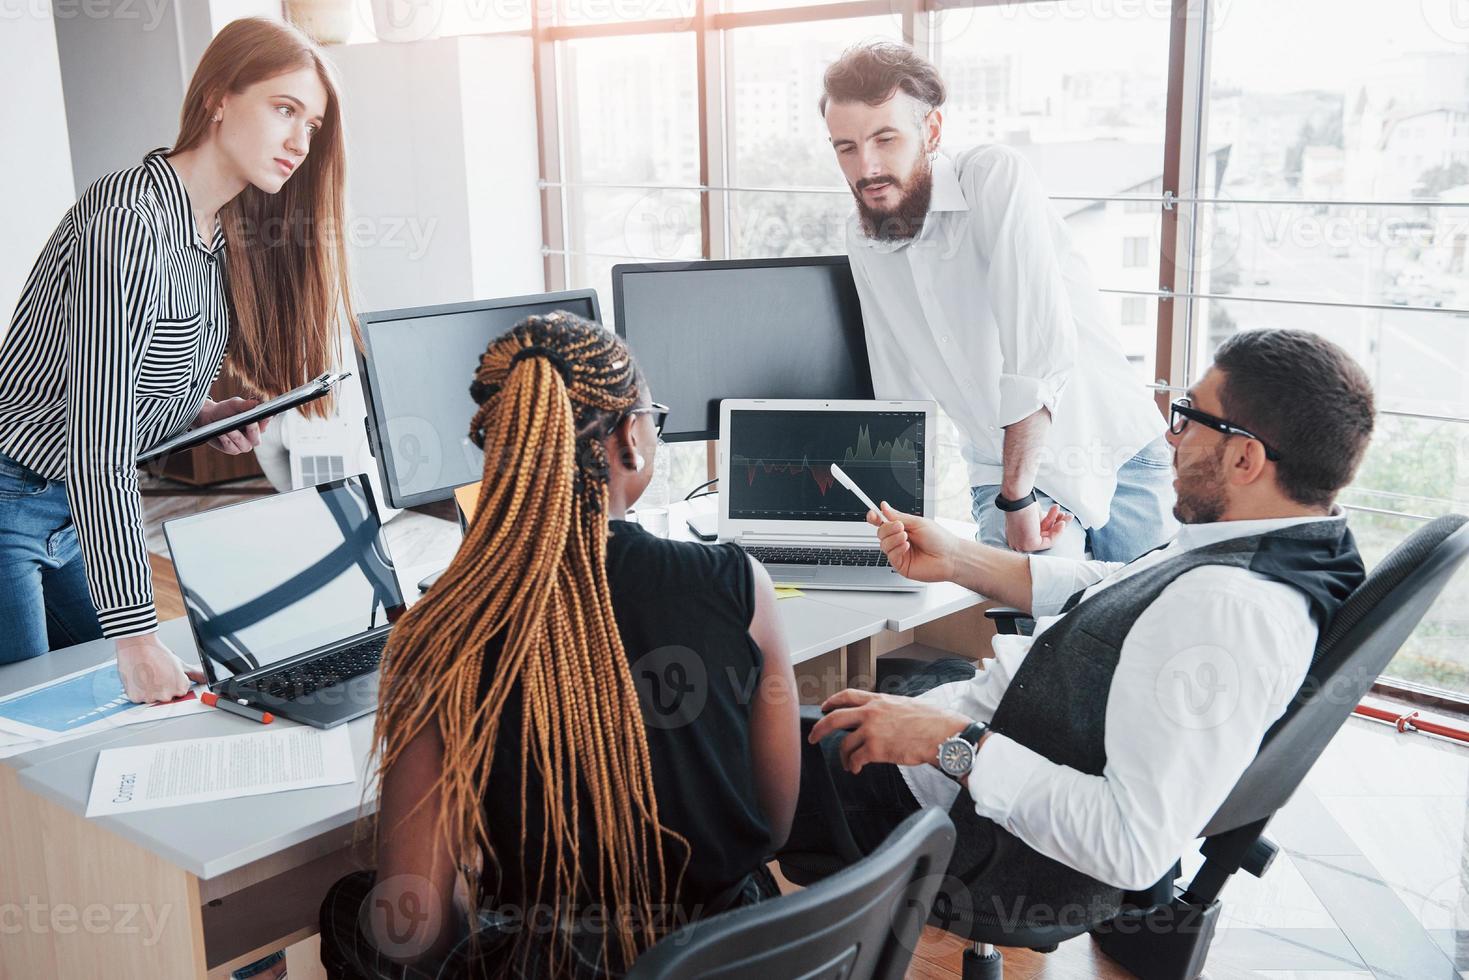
[1028,554,1078,618]
[998,372,1066,428]
[963,732,1043,822]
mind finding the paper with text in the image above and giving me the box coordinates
[86,726,355,817]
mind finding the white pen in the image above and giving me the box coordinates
[829,463,882,516]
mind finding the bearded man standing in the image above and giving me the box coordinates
[825,42,1175,560]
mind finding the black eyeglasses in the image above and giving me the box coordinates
[1169,397,1282,461]
[622,402,670,439]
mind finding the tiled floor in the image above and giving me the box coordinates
[140,478,1469,978]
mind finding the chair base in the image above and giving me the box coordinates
[962,944,1003,980]
[1090,896,1221,980]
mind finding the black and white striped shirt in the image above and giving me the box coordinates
[0,149,230,639]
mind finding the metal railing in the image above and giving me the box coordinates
[541,179,1469,211]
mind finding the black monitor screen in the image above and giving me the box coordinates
[358,291,600,507]
[613,258,873,441]
[727,409,926,522]
[164,478,405,684]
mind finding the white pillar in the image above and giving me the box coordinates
[1,1,76,333]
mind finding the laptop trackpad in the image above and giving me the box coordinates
[771,566,819,583]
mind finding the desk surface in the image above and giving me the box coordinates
[1,572,889,881]
[1,505,981,882]
[662,501,987,633]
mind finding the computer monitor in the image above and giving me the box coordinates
[357,290,601,509]
[717,399,936,538]
[611,256,873,442]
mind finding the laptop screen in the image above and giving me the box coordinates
[727,409,927,523]
[164,478,405,684]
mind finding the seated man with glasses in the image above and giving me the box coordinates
[786,328,1376,916]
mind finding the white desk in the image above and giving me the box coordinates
[0,502,1003,978]
[0,559,898,978]
[659,502,995,683]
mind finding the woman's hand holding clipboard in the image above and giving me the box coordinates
[138,371,351,464]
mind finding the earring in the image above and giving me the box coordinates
[213,111,222,123]
[633,452,646,473]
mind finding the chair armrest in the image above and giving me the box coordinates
[984,607,1035,636]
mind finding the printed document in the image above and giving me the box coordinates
[86,725,355,817]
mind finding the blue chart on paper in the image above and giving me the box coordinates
[0,664,132,734]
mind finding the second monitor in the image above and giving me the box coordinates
[357,289,601,509]
[612,256,874,442]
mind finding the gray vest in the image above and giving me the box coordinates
[944,519,1356,930]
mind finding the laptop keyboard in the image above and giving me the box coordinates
[745,546,889,568]
[240,634,387,702]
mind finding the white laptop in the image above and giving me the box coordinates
[718,398,937,591]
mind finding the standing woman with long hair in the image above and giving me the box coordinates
[0,17,354,702]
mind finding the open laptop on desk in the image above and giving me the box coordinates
[163,475,406,728]
[718,399,935,591]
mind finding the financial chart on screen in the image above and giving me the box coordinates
[727,409,926,522]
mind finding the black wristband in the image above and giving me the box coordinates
[960,722,988,747]
[993,489,1037,512]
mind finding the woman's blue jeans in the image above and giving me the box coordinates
[0,450,102,663]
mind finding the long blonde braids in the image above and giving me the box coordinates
[371,312,679,973]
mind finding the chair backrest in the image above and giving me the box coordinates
[1202,514,1469,837]
[628,809,956,980]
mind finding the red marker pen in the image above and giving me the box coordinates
[200,691,274,724]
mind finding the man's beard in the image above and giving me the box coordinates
[1172,441,1229,524]
[853,155,935,241]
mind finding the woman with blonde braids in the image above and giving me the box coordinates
[320,312,799,979]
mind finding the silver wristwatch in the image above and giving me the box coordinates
[937,722,989,779]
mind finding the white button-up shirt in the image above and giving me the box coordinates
[900,514,1335,890]
[846,146,1164,528]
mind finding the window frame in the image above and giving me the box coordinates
[527,0,1469,710]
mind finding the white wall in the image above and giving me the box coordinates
[1,3,76,331]
[53,0,285,196]
[328,35,543,313]
[52,0,187,193]
[460,38,543,301]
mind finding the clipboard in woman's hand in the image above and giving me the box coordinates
[138,371,351,464]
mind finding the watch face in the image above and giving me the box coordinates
[938,736,976,777]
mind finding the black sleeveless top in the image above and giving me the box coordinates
[477,520,772,915]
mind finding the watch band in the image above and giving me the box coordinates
[959,722,988,747]
[993,489,1037,512]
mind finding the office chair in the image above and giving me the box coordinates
[323,808,952,980]
[780,513,1469,980]
[627,808,955,979]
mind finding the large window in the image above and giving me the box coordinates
[558,34,702,306]
[1187,0,1469,698]
[725,18,899,258]
[533,0,1469,703]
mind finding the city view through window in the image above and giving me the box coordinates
[353,0,1469,700]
